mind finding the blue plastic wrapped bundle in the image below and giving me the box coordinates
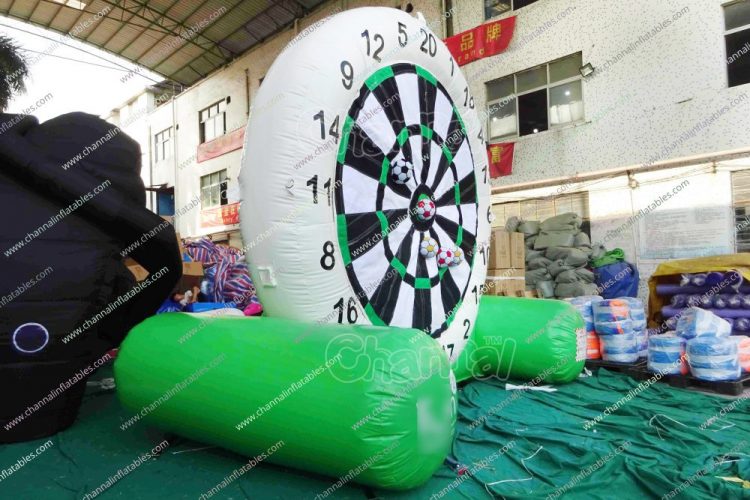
[687,337,740,381]
[671,294,688,308]
[636,330,649,358]
[675,308,732,339]
[600,333,638,363]
[593,299,630,322]
[736,318,750,333]
[596,319,634,336]
[648,334,687,375]
[618,297,645,320]
[665,316,678,330]
[563,296,602,330]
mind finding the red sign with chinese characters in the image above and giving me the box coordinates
[445,17,516,66]
[197,127,246,163]
[487,142,515,178]
[201,202,240,227]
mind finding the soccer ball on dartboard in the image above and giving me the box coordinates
[416,199,436,221]
[420,236,438,259]
[436,248,454,268]
[452,248,464,266]
[390,159,413,185]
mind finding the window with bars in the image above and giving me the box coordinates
[154,127,172,162]
[486,53,584,140]
[492,191,590,234]
[485,0,540,20]
[725,0,750,88]
[200,170,228,208]
[732,170,750,251]
[199,99,227,143]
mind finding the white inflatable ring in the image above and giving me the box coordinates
[240,7,490,360]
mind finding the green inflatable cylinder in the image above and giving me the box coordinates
[453,296,585,384]
[114,313,456,490]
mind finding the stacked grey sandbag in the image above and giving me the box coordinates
[514,213,598,299]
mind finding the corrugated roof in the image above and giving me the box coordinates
[0,0,328,86]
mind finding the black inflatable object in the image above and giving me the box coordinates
[0,112,182,443]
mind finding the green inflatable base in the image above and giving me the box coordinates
[453,296,585,384]
[115,313,455,490]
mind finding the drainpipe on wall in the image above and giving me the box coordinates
[245,68,251,116]
[444,0,453,37]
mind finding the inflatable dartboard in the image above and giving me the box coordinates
[240,7,490,360]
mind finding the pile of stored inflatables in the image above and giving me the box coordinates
[649,270,750,381]
[648,307,749,381]
[565,296,648,362]
[509,213,597,299]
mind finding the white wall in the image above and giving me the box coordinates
[143,0,446,238]
[453,0,750,186]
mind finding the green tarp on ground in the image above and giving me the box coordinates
[1,365,749,499]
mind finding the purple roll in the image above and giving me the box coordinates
[713,294,730,309]
[729,294,743,309]
[690,274,708,287]
[705,272,725,286]
[742,295,750,309]
[736,318,750,332]
[672,294,688,308]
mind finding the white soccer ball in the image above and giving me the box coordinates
[391,159,413,185]
[420,236,438,259]
[436,248,454,268]
[452,248,464,266]
[416,199,436,221]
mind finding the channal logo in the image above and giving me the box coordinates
[12,323,50,354]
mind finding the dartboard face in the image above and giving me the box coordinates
[334,64,478,338]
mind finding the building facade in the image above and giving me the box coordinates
[453,0,750,298]
[111,0,750,297]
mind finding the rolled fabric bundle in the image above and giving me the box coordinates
[648,334,687,375]
[636,330,649,358]
[564,296,603,331]
[705,272,726,286]
[728,335,750,368]
[600,333,638,363]
[528,257,554,270]
[737,318,750,332]
[665,316,678,330]
[687,337,740,381]
[691,274,708,287]
[729,294,744,309]
[676,308,732,339]
[595,319,633,336]
[671,294,688,308]
[593,299,630,322]
[742,295,750,309]
[687,294,712,308]
[537,280,556,298]
[505,216,521,233]
[526,249,545,261]
[713,294,730,309]
[730,336,750,372]
[618,297,646,321]
[587,331,601,360]
[518,220,541,236]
